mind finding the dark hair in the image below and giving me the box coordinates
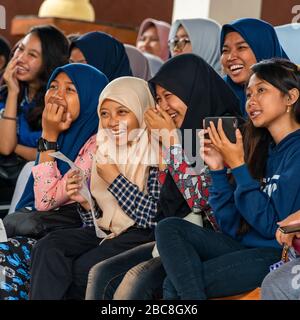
[25,25,69,130]
[0,25,69,131]
[0,36,11,69]
[238,58,300,235]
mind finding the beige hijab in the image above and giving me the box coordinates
[90,77,157,237]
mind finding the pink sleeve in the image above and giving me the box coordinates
[33,135,96,211]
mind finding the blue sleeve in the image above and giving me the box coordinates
[17,113,41,147]
[209,169,241,238]
[232,157,300,239]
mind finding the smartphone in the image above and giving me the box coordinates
[279,223,300,234]
[203,116,238,143]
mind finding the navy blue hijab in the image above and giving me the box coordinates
[220,18,289,117]
[70,31,132,81]
[16,63,109,210]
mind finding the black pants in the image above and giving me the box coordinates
[29,226,154,300]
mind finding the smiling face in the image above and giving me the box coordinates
[13,33,43,84]
[221,31,257,85]
[246,74,290,129]
[45,72,80,122]
[100,99,140,145]
[137,25,161,57]
[155,84,187,128]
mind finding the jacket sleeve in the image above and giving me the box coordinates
[209,168,241,238]
[232,155,300,238]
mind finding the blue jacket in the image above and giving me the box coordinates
[209,129,300,248]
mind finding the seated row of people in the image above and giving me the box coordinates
[0,16,299,300]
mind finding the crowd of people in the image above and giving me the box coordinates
[0,15,299,300]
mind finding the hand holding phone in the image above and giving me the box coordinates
[203,116,238,143]
[279,223,300,234]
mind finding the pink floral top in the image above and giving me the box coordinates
[32,135,96,211]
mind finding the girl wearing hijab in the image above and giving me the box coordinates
[29,77,160,300]
[168,18,222,74]
[156,58,300,300]
[275,23,300,65]
[85,53,242,300]
[0,63,108,300]
[136,18,170,62]
[124,44,151,80]
[69,31,132,81]
[221,18,288,117]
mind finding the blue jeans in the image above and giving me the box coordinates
[261,258,300,300]
[155,217,282,300]
[86,242,157,300]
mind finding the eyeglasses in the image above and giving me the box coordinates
[168,37,191,51]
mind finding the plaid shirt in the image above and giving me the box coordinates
[77,167,160,229]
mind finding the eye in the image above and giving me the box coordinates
[221,47,229,54]
[238,45,249,51]
[66,86,76,93]
[118,109,129,115]
[156,96,161,103]
[257,87,265,93]
[165,93,172,99]
[29,53,37,58]
[246,92,251,99]
[100,111,109,117]
[49,83,58,90]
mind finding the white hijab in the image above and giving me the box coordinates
[90,77,157,236]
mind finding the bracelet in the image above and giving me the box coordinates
[1,114,17,121]
[0,109,17,121]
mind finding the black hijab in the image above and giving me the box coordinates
[148,53,242,220]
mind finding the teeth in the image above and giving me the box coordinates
[170,113,177,118]
[111,130,126,135]
[230,64,243,71]
[250,111,261,118]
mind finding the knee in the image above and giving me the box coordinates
[155,217,183,240]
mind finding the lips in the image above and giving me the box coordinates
[249,110,262,119]
[16,65,29,74]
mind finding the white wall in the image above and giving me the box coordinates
[209,0,262,25]
[172,0,262,25]
[172,0,210,22]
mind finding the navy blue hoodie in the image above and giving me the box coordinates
[209,129,300,248]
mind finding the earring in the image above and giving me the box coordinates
[287,107,291,113]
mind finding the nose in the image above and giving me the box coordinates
[108,114,119,128]
[246,93,257,110]
[227,49,237,61]
[15,51,25,63]
[158,98,169,111]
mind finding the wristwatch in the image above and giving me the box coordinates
[37,137,59,152]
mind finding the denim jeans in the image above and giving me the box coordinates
[261,258,300,300]
[86,241,156,300]
[155,217,282,300]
